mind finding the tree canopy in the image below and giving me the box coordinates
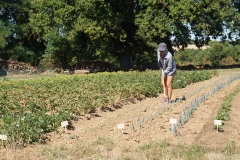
[0,0,239,70]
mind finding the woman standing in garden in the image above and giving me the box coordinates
[157,42,177,103]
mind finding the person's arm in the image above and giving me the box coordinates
[158,60,163,69]
[163,54,173,75]
[157,51,163,69]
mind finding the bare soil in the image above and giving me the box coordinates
[1,68,240,159]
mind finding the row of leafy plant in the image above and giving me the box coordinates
[214,83,240,130]
[0,70,216,145]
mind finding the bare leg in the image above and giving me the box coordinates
[161,75,168,97]
[166,75,174,100]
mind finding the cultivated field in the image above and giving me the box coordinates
[1,68,240,160]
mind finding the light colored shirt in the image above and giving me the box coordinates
[157,51,176,76]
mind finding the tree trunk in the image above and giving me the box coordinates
[119,48,132,70]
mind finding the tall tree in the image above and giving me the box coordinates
[29,0,240,70]
[135,0,240,51]
[29,0,144,70]
[0,0,45,66]
[29,0,102,70]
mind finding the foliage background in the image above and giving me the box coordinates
[0,0,239,70]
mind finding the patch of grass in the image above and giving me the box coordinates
[38,136,115,159]
[139,140,176,159]
[92,136,115,151]
[140,139,169,151]
[39,142,97,159]
[222,142,240,156]
[185,145,206,160]
[140,140,208,160]
[139,140,232,160]
[14,138,240,159]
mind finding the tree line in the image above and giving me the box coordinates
[175,41,240,68]
[0,0,240,71]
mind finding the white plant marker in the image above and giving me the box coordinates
[0,135,7,141]
[61,121,68,127]
[170,118,177,136]
[214,120,222,132]
[117,123,125,135]
[61,121,68,139]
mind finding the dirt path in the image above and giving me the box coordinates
[1,68,240,159]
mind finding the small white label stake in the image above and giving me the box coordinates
[0,135,7,141]
[170,118,177,136]
[117,123,125,135]
[170,118,177,124]
[61,121,68,127]
[214,120,222,132]
[61,121,68,139]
